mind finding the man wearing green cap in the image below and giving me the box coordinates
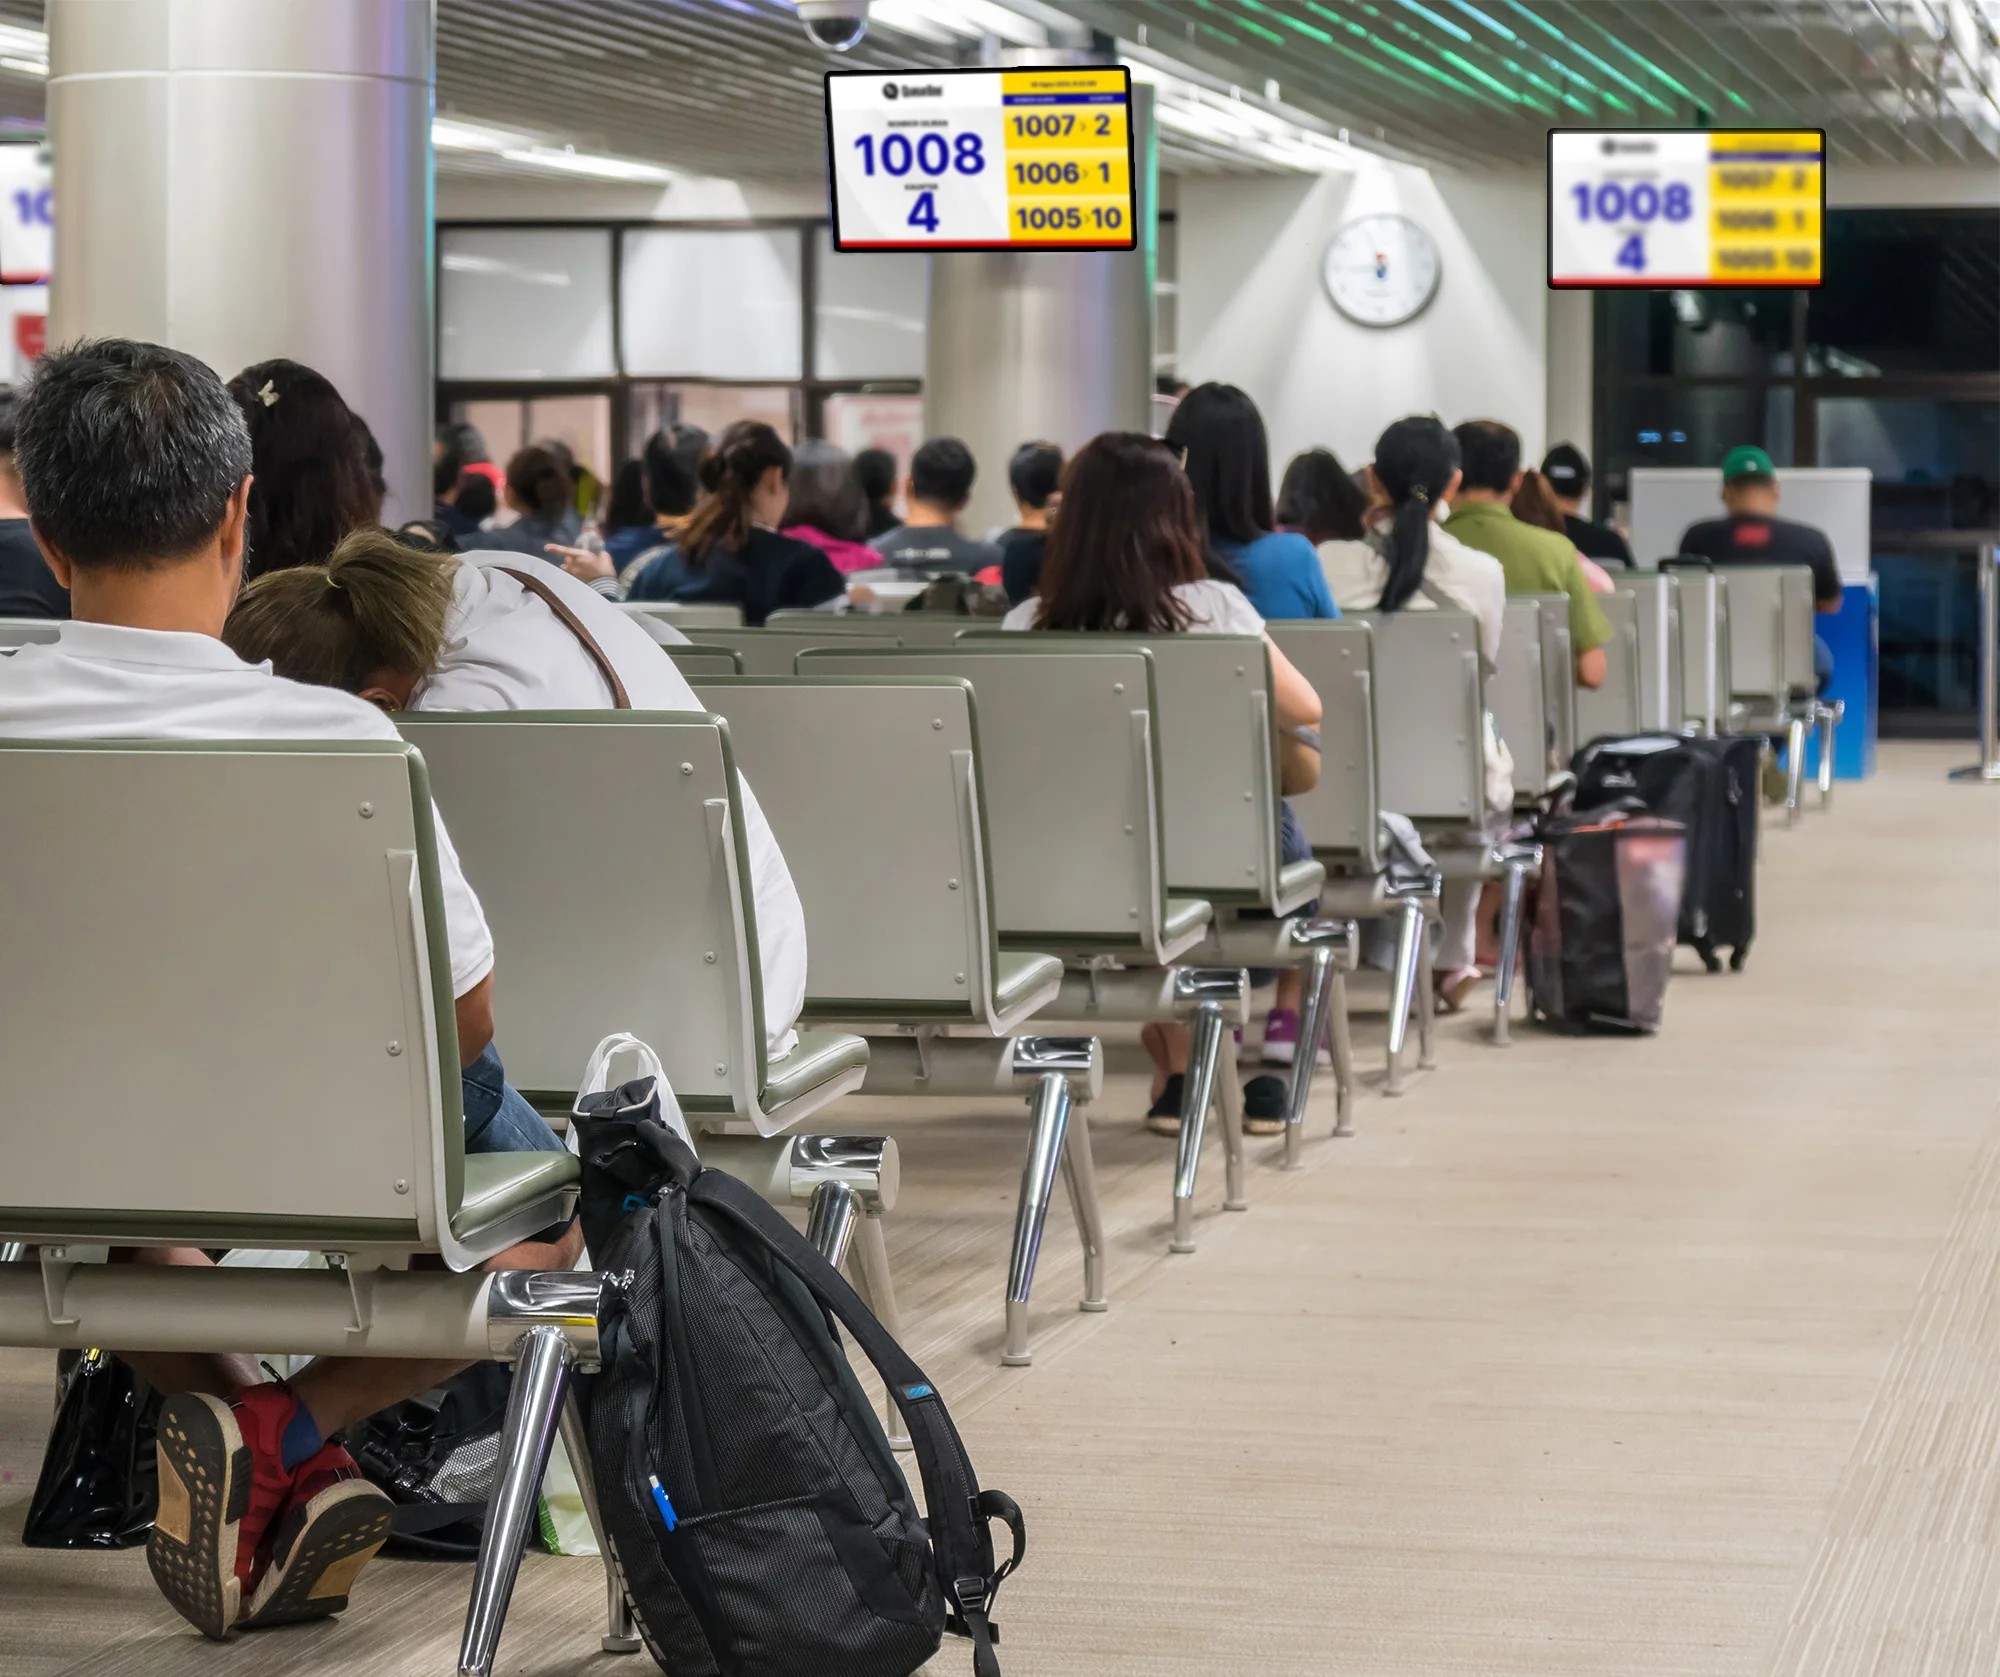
[1676,445,1844,613]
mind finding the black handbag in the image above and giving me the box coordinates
[21,1348,163,1549]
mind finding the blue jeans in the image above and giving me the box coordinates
[461,1042,567,1155]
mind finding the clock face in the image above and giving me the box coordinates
[1322,214,1441,328]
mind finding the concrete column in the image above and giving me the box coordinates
[924,82,1155,539]
[1544,287,1593,494]
[47,0,433,524]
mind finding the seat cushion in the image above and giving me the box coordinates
[451,1152,579,1247]
[994,950,1063,1017]
[761,1028,870,1111]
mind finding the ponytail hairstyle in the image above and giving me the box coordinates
[678,420,792,566]
[222,527,457,694]
[1370,416,1460,613]
[504,445,572,522]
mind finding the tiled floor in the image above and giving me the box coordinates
[2,742,1994,1675]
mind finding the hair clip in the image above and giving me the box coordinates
[257,380,280,408]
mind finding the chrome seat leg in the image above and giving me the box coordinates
[1217,1022,1246,1213]
[1003,1072,1072,1367]
[458,1325,574,1677]
[1817,700,1841,808]
[1414,909,1437,1071]
[1327,964,1356,1137]
[805,1179,860,1267]
[557,1392,641,1656]
[850,1210,910,1452]
[1171,1000,1226,1253]
[1283,943,1337,1170]
[1383,895,1424,1097]
[1492,848,1539,1048]
[1785,714,1807,826]
[1059,1107,1107,1315]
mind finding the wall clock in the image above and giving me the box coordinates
[1322,214,1441,328]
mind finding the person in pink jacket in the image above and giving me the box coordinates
[781,439,881,574]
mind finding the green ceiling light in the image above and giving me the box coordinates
[1440,0,1519,40]
[1239,0,1335,47]
[1564,9,1704,106]
[1306,1,1522,112]
[1389,0,1474,44]
[1496,0,1673,113]
[1440,46,1548,108]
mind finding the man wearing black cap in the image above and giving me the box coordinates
[1540,443,1634,567]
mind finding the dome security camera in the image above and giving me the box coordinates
[799,0,869,51]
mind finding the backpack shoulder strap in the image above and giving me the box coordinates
[687,1167,1021,1676]
[492,564,633,709]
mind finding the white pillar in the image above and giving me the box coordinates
[924,83,1154,538]
[47,0,433,524]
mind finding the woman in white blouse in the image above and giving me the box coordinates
[1004,430,1321,1136]
[1315,416,1510,1013]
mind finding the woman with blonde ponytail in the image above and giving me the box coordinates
[226,529,810,1056]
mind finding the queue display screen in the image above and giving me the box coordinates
[825,66,1135,252]
[1548,129,1823,288]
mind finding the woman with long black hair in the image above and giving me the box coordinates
[1317,416,1509,1013]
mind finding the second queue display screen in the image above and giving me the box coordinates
[826,66,1135,252]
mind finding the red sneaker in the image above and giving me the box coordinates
[149,1385,391,1639]
[149,1388,289,1638]
[239,1438,393,1631]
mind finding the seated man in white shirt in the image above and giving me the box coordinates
[1,338,576,1643]
[221,528,810,1057]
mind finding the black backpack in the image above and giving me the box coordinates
[574,1078,1024,1677]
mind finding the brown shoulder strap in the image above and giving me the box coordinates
[493,565,631,710]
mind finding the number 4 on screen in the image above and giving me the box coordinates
[1616,233,1645,273]
[907,191,939,234]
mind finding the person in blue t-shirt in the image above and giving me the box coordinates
[1163,381,1336,1077]
[1164,382,1340,622]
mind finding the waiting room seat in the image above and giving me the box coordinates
[1664,560,1735,737]
[1514,592,1578,773]
[0,617,61,648]
[798,641,1265,1258]
[0,738,606,1677]
[692,673,1096,1365]
[1575,590,1643,747]
[766,608,992,649]
[1717,563,1838,822]
[1624,571,1684,733]
[690,626,905,675]
[1491,598,1553,804]
[619,600,744,630]
[663,643,744,677]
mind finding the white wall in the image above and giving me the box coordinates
[1176,164,1548,473]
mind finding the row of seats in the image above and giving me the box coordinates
[0,560,1837,1669]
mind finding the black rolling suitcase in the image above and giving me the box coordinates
[1572,733,1760,971]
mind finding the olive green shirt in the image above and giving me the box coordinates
[1443,499,1612,654]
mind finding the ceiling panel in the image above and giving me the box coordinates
[0,0,1990,182]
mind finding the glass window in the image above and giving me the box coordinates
[622,229,802,381]
[1814,397,2000,534]
[1596,288,1793,378]
[1811,210,2000,377]
[1596,382,1770,503]
[812,227,925,380]
[627,381,800,447]
[439,228,614,380]
[1876,550,1981,716]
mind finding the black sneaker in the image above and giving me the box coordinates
[1144,1073,1185,1135]
[1241,1075,1288,1136]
